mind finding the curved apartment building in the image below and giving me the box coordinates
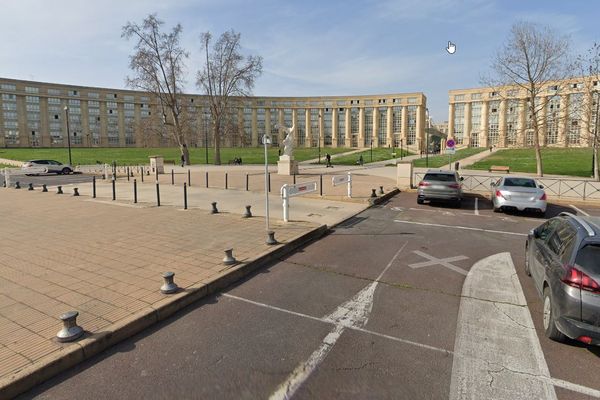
[0,78,427,150]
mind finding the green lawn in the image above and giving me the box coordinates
[412,147,488,168]
[331,148,412,165]
[469,148,595,177]
[0,147,351,166]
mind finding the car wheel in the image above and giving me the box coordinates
[524,246,531,276]
[417,198,424,204]
[61,167,71,175]
[454,199,462,208]
[540,210,546,218]
[543,286,566,342]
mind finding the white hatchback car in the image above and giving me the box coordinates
[22,160,73,175]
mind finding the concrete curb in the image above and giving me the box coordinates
[0,224,328,399]
[368,188,401,206]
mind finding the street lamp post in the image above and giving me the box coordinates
[400,138,403,160]
[205,114,209,165]
[370,138,373,162]
[318,113,322,164]
[63,106,72,165]
[425,108,431,168]
[262,133,271,236]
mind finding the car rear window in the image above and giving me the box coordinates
[575,244,600,273]
[504,178,536,188]
[423,174,457,182]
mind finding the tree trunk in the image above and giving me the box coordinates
[214,122,221,165]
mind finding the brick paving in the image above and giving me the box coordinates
[0,188,317,383]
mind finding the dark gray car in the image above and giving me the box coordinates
[525,212,600,345]
[417,169,463,207]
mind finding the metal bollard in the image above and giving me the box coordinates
[205,171,209,188]
[15,181,21,189]
[92,176,96,198]
[188,169,191,187]
[379,186,384,195]
[28,183,34,191]
[42,184,48,192]
[156,182,161,207]
[73,187,80,196]
[127,167,130,182]
[293,174,296,184]
[141,167,144,182]
[183,182,188,210]
[266,231,278,245]
[243,205,252,218]
[211,201,219,214]
[223,248,237,265]
[245,174,249,191]
[268,173,271,192]
[171,169,174,185]
[57,186,63,194]
[160,272,178,294]
[225,173,228,190]
[371,189,377,198]
[320,175,323,196]
[112,178,116,200]
[133,179,138,204]
[56,311,84,342]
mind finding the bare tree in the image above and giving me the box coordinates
[197,30,263,165]
[574,43,600,180]
[487,21,571,176]
[122,14,192,164]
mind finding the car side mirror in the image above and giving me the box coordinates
[460,177,464,181]
[539,185,544,189]
[530,228,539,239]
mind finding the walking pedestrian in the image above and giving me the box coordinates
[180,153,185,167]
[325,153,332,168]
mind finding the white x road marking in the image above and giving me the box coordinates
[409,250,469,276]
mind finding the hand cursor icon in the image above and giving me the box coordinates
[446,41,456,54]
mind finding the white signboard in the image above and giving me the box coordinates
[332,175,350,186]
[286,181,317,197]
[446,148,456,155]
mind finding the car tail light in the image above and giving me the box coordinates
[561,266,600,293]
[448,183,460,189]
[495,190,505,199]
[540,193,547,201]
[577,336,593,345]
[419,181,430,187]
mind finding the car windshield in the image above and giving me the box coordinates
[575,244,600,273]
[503,178,536,188]
[423,173,456,182]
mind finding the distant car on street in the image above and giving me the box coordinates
[22,160,73,175]
[526,212,600,345]
[417,169,463,207]
[491,176,547,216]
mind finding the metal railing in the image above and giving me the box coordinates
[413,172,600,200]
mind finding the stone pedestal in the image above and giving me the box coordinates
[396,162,413,189]
[277,155,299,176]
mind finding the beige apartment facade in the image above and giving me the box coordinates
[0,78,427,151]
[448,77,600,148]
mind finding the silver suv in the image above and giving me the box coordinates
[417,169,463,207]
[526,212,600,345]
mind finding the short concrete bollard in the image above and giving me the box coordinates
[42,184,48,192]
[243,205,252,218]
[371,189,377,198]
[56,311,84,342]
[266,231,278,245]
[379,186,384,195]
[160,272,179,294]
[15,181,21,189]
[223,248,237,265]
[57,186,63,194]
[211,202,219,214]
[28,183,34,191]
[73,187,80,196]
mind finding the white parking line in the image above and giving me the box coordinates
[570,204,590,216]
[394,220,527,236]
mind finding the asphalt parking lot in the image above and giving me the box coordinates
[16,192,600,399]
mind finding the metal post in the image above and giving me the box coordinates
[282,184,289,222]
[112,176,116,201]
[184,182,187,210]
[347,172,352,198]
[141,166,144,182]
[225,173,228,189]
[320,174,323,196]
[268,172,271,192]
[133,179,137,203]
[64,106,72,166]
[293,174,296,185]
[205,171,209,188]
[263,134,271,233]
[92,176,96,198]
[127,166,130,182]
[246,174,249,191]
[156,182,161,207]
[188,169,191,187]
[370,139,373,162]
[171,169,174,185]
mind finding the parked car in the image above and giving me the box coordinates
[491,176,547,216]
[417,169,463,207]
[22,160,72,175]
[525,212,600,345]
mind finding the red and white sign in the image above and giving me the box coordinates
[286,181,317,197]
[332,175,351,186]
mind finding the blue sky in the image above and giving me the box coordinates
[0,0,597,121]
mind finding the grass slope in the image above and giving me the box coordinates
[412,147,488,168]
[332,148,412,165]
